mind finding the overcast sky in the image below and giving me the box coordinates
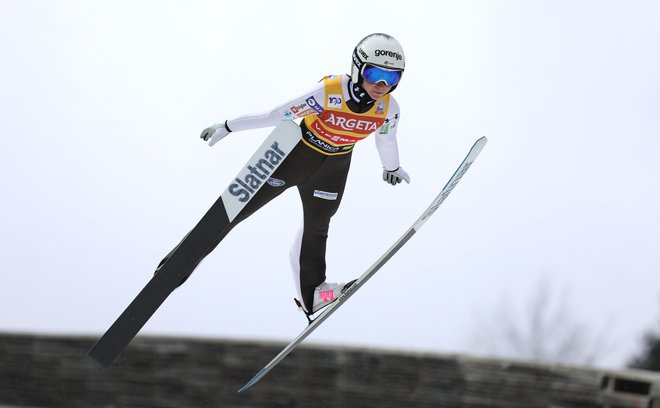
[1,0,659,369]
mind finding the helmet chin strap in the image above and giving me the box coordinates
[347,78,376,114]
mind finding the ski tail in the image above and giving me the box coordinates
[87,121,302,368]
[236,136,488,392]
[238,368,268,394]
[88,197,233,368]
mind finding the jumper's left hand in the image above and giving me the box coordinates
[382,167,410,185]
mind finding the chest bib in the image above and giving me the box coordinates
[302,75,390,155]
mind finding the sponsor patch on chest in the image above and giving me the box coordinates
[327,94,343,108]
[322,112,382,132]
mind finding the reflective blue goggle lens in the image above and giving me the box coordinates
[362,65,402,86]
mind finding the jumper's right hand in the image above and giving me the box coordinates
[200,122,231,146]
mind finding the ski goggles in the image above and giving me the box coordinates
[362,65,403,86]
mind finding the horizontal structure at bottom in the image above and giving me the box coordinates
[1,333,659,408]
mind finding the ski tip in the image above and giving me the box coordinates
[469,136,488,157]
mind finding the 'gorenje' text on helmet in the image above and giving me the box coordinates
[351,33,405,88]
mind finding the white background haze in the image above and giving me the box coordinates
[1,0,659,368]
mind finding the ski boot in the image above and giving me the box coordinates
[295,280,357,323]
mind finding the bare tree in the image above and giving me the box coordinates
[627,298,660,371]
[470,278,610,365]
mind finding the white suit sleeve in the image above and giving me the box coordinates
[375,97,402,171]
[226,82,326,132]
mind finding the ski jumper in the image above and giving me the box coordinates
[166,75,402,312]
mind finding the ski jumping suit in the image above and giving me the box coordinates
[167,74,403,312]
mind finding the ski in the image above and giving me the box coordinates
[237,136,488,393]
[87,121,302,368]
